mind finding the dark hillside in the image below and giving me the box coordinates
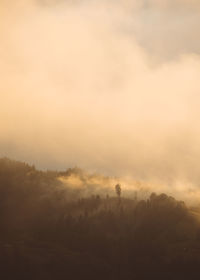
[0,158,200,279]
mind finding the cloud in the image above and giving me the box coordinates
[1,0,200,197]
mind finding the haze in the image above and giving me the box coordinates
[1,0,200,200]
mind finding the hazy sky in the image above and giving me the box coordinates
[1,0,200,191]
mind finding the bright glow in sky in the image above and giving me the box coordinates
[1,0,200,193]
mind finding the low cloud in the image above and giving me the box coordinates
[1,0,200,201]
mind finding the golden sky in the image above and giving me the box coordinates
[1,0,200,189]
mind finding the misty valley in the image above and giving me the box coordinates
[0,158,200,279]
[1,0,200,279]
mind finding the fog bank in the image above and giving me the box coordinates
[1,0,200,198]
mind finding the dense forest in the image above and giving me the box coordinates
[0,158,200,279]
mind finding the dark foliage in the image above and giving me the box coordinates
[0,158,200,279]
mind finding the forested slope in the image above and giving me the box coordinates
[0,158,200,279]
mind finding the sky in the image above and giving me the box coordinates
[1,0,200,195]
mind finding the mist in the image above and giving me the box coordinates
[1,0,200,201]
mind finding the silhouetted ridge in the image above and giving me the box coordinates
[0,158,200,280]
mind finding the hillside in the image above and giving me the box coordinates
[0,158,200,279]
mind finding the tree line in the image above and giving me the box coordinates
[0,158,200,279]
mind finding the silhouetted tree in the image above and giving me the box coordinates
[115,184,121,198]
